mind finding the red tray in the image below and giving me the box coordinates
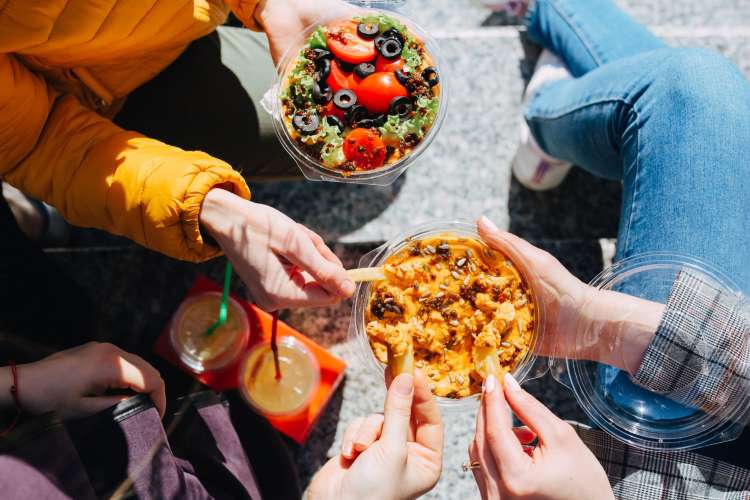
[153,275,346,444]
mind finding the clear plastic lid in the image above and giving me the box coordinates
[238,336,321,417]
[550,253,749,451]
[261,5,449,185]
[349,221,548,413]
[169,292,250,374]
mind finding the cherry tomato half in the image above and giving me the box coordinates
[326,22,377,65]
[356,72,409,114]
[347,72,363,90]
[343,128,387,170]
[326,60,353,93]
[374,55,405,73]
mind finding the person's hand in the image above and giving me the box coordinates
[307,371,443,500]
[3,342,166,419]
[477,216,661,371]
[470,373,614,500]
[254,0,357,65]
[200,189,354,311]
[477,216,589,359]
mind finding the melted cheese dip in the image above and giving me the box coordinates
[366,234,535,398]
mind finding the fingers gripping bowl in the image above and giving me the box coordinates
[272,10,448,185]
[350,222,545,410]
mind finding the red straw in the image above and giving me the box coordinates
[271,311,282,380]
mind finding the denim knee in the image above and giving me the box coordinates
[648,48,749,118]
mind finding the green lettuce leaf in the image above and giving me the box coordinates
[309,26,328,50]
[379,96,439,141]
[354,14,408,34]
[283,53,315,109]
[298,120,345,167]
[321,138,346,167]
[401,41,421,73]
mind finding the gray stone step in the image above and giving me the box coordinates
[401,0,750,31]
[252,29,750,246]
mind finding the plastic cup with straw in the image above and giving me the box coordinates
[203,261,282,380]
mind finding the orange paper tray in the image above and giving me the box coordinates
[153,275,346,444]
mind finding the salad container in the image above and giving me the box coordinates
[349,221,548,412]
[550,253,749,451]
[263,5,449,185]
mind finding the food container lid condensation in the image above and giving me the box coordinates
[550,252,750,451]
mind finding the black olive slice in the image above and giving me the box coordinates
[292,112,320,135]
[353,118,376,129]
[394,69,411,86]
[422,66,439,87]
[379,38,403,59]
[382,28,405,45]
[374,34,388,51]
[333,89,357,110]
[371,114,387,127]
[316,58,331,80]
[357,22,379,39]
[325,115,345,131]
[389,96,412,117]
[312,81,332,104]
[311,48,333,61]
[338,60,355,72]
[346,104,368,124]
[354,62,376,79]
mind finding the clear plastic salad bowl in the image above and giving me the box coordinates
[264,7,449,186]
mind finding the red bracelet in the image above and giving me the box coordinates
[0,361,22,437]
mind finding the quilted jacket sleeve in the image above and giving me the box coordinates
[224,0,263,30]
[0,53,251,262]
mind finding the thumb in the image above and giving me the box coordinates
[381,373,414,447]
[502,373,564,445]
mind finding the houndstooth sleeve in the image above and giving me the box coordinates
[633,269,750,416]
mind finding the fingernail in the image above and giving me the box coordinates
[483,374,497,394]
[343,441,353,457]
[478,215,499,232]
[393,373,414,395]
[504,373,521,392]
[341,279,356,296]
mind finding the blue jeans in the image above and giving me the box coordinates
[524,0,750,431]
[524,0,750,294]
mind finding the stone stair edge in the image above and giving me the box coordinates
[431,25,750,39]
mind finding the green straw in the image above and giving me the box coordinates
[204,261,233,337]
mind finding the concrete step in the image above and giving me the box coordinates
[401,0,750,31]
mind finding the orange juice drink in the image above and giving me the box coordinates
[240,337,320,417]
[170,292,249,373]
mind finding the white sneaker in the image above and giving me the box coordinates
[512,49,573,191]
[479,0,529,16]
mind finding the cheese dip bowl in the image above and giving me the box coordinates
[349,221,546,411]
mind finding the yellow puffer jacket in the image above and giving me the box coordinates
[0,0,261,262]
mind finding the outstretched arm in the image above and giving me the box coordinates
[478,216,750,416]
